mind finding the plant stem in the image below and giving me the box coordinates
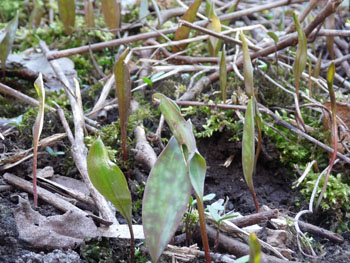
[127,223,135,263]
[249,187,260,213]
[195,194,211,263]
[32,147,38,206]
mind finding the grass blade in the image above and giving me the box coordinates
[142,136,191,263]
[32,73,45,206]
[58,0,75,35]
[114,48,131,163]
[0,12,18,77]
[173,0,203,53]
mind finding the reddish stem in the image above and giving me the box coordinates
[32,148,38,206]
[196,195,211,263]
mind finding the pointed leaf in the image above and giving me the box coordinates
[240,31,254,98]
[29,0,43,29]
[312,52,322,78]
[0,13,18,76]
[173,0,203,52]
[101,0,121,35]
[114,48,131,161]
[153,93,196,154]
[292,12,307,91]
[207,1,221,56]
[58,0,76,35]
[84,0,95,28]
[222,3,236,27]
[32,73,45,205]
[139,0,149,23]
[87,137,132,224]
[242,97,255,192]
[142,136,191,263]
[220,45,227,103]
[267,32,279,43]
[249,233,261,263]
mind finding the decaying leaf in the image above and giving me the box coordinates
[58,0,76,35]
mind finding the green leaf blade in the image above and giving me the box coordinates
[58,0,76,35]
[219,45,227,103]
[249,233,261,263]
[87,137,132,224]
[240,31,254,97]
[142,136,191,263]
[114,48,131,161]
[242,98,255,192]
[101,0,121,36]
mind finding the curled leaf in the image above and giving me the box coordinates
[240,31,254,98]
[207,1,221,56]
[32,73,45,206]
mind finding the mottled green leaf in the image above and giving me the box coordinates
[58,0,75,35]
[173,0,203,52]
[0,12,18,76]
[84,0,95,28]
[114,48,131,161]
[153,93,196,154]
[240,31,254,98]
[139,0,149,23]
[153,93,206,200]
[249,233,261,263]
[142,136,191,263]
[101,0,121,35]
[207,1,221,57]
[242,98,255,195]
[220,45,227,103]
[32,73,45,206]
[87,137,132,224]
